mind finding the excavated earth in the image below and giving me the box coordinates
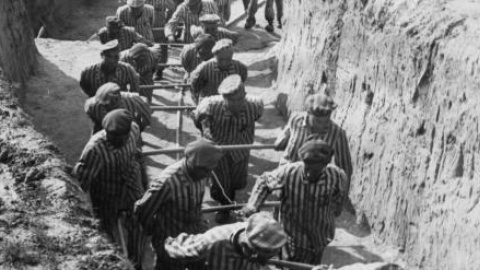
[3,0,478,269]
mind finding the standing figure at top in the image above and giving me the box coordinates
[164,0,223,44]
[117,0,155,43]
[97,16,152,51]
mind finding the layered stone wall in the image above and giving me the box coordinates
[276,0,480,269]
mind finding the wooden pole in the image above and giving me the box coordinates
[143,144,276,156]
[201,201,280,213]
[176,89,185,160]
[266,259,317,270]
[157,63,183,68]
[154,42,187,46]
[151,105,196,111]
[140,84,191,90]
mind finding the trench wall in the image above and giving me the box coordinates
[276,0,480,269]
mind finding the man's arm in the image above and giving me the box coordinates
[334,129,353,191]
[330,166,347,217]
[193,99,213,138]
[74,143,102,192]
[79,68,94,97]
[131,95,152,131]
[164,233,210,262]
[164,5,185,41]
[134,177,171,235]
[127,65,141,94]
[244,167,286,215]
[189,62,207,104]
[180,46,196,73]
[274,115,293,151]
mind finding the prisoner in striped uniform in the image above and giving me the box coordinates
[193,75,263,224]
[120,43,160,102]
[275,92,353,192]
[117,0,155,43]
[84,82,152,134]
[164,212,287,270]
[165,0,223,44]
[265,0,283,32]
[180,34,216,79]
[190,39,247,104]
[80,40,140,97]
[147,0,175,27]
[74,109,146,270]
[243,0,282,32]
[243,139,347,264]
[134,139,223,270]
[98,16,152,51]
[198,14,239,44]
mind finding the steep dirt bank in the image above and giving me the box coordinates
[0,1,131,269]
[276,0,480,269]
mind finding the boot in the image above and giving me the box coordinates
[244,17,256,29]
[265,20,274,32]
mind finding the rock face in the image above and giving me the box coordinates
[0,2,131,269]
[0,0,37,84]
[276,0,480,269]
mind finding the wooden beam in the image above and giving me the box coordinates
[139,84,191,90]
[201,201,280,213]
[143,144,276,156]
[151,105,196,111]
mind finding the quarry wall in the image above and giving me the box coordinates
[0,1,130,269]
[276,0,480,269]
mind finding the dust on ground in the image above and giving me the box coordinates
[22,0,404,269]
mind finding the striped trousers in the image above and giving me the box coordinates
[91,197,146,269]
[243,0,283,25]
[211,154,249,205]
[282,239,325,265]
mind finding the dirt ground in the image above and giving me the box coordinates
[23,0,405,269]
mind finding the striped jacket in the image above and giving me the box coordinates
[117,4,155,42]
[74,123,144,208]
[190,58,248,104]
[276,112,353,186]
[247,163,347,251]
[146,0,175,27]
[194,95,263,162]
[165,0,223,44]
[165,222,273,270]
[134,160,207,248]
[120,48,158,86]
[79,62,140,97]
[84,92,152,133]
[98,26,148,51]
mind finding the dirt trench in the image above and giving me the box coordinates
[1,0,407,269]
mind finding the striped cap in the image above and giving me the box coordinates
[212,38,233,55]
[100,39,119,53]
[127,0,145,7]
[199,14,221,24]
[218,74,243,95]
[298,137,333,162]
[184,139,223,168]
[305,93,337,116]
[102,109,132,134]
[245,212,287,253]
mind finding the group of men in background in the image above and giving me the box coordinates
[74,0,353,269]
